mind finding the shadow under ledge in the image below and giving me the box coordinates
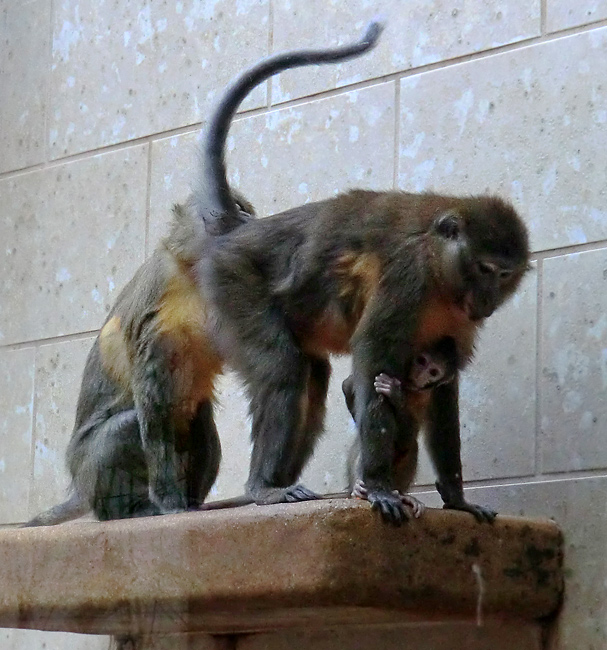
[0,499,563,637]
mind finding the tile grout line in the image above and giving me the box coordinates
[0,330,100,352]
[144,143,153,259]
[392,79,400,190]
[27,348,39,518]
[267,0,274,108]
[534,257,544,478]
[43,0,54,167]
[4,17,607,182]
[415,468,607,492]
[534,238,607,260]
[540,0,547,35]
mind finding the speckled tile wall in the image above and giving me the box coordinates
[1,1,606,648]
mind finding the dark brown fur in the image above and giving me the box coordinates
[202,191,529,523]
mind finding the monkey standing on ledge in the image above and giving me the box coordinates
[24,23,384,526]
[201,174,530,524]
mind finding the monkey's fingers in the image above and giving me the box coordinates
[284,484,320,502]
[351,478,368,499]
[443,501,497,523]
[374,373,400,388]
[396,492,426,518]
[368,490,409,526]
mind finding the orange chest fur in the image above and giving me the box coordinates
[405,390,433,421]
[414,294,477,362]
[100,270,223,433]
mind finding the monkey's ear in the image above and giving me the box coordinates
[434,211,461,240]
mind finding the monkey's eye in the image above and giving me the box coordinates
[477,261,496,275]
[436,215,460,239]
[499,269,513,280]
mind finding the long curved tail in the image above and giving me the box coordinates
[195,21,385,235]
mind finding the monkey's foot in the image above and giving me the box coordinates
[351,478,368,500]
[366,488,410,526]
[285,484,320,502]
[150,490,188,515]
[443,501,497,523]
[251,484,320,505]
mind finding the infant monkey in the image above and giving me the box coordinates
[342,337,458,520]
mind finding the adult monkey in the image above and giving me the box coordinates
[202,140,530,521]
[24,22,384,526]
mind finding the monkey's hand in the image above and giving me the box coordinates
[353,479,424,519]
[436,480,496,523]
[374,373,401,399]
[442,501,497,523]
[400,493,425,519]
[366,488,411,526]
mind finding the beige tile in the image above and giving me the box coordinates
[49,0,269,158]
[149,130,200,253]
[300,356,356,494]
[149,81,395,246]
[0,146,147,345]
[438,476,607,650]
[539,249,607,473]
[30,337,96,517]
[238,621,541,650]
[0,628,109,650]
[272,0,540,104]
[398,29,607,252]
[0,0,50,173]
[0,348,35,524]
[547,0,607,32]
[208,371,252,501]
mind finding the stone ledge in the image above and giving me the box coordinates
[0,499,563,636]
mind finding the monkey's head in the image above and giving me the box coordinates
[428,196,530,322]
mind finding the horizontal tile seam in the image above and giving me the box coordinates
[2,239,607,349]
[2,17,607,180]
[415,469,607,491]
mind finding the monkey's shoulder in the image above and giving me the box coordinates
[98,248,219,391]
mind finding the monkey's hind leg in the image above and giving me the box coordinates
[131,335,188,514]
[245,342,320,504]
[74,409,162,521]
[186,400,222,508]
[282,355,331,485]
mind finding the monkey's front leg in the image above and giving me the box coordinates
[352,375,410,525]
[426,379,496,523]
[133,337,188,514]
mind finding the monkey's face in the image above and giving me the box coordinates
[430,197,530,322]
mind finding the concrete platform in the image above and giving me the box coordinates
[0,499,563,636]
